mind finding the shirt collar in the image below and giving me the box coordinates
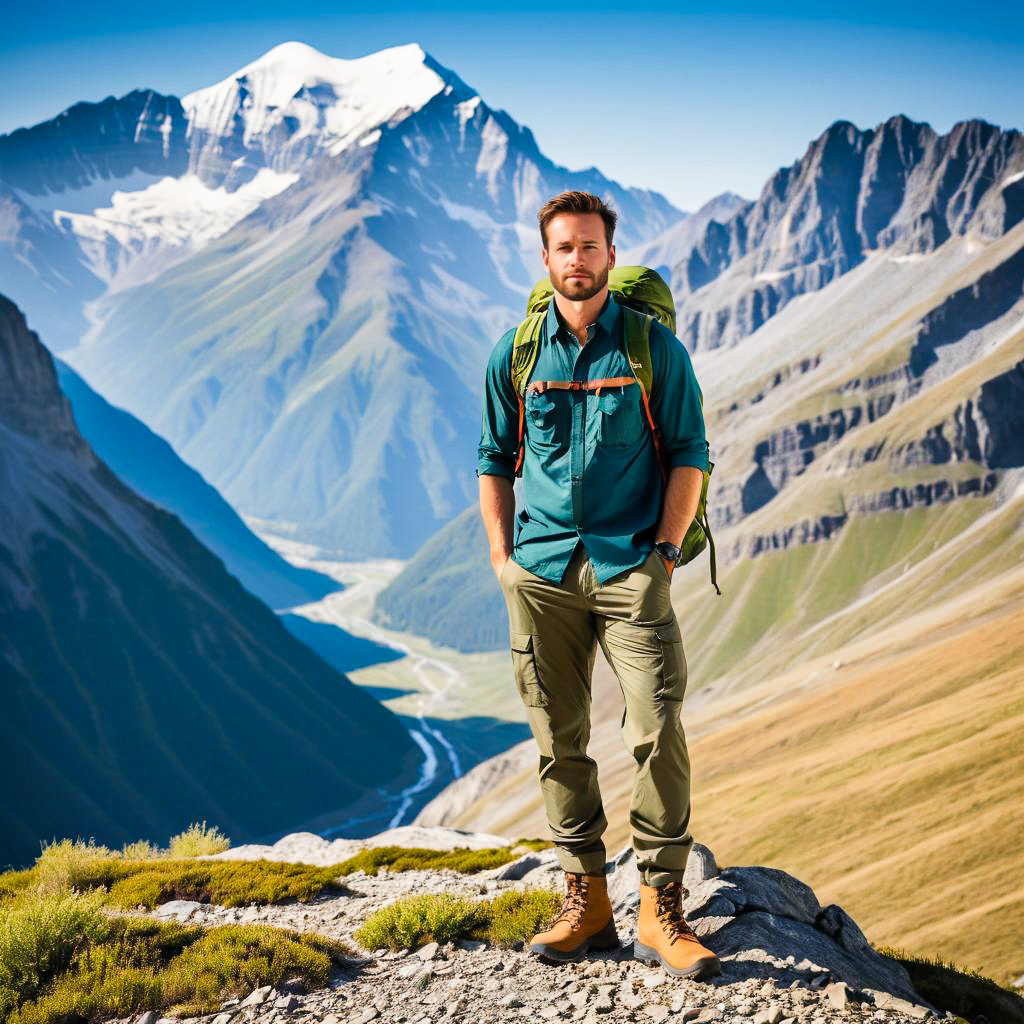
[546,291,621,343]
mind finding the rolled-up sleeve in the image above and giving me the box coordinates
[649,322,710,471]
[476,327,519,480]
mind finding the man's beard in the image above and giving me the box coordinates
[553,264,609,302]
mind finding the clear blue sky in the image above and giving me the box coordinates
[3,1,1022,211]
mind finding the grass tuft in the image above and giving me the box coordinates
[875,945,1024,1024]
[2,914,353,1023]
[355,892,487,951]
[355,887,562,952]
[0,885,110,1010]
[167,821,231,858]
[473,889,562,948]
[331,845,519,876]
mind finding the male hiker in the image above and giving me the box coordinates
[476,190,720,980]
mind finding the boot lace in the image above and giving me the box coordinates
[552,872,590,927]
[655,881,697,944]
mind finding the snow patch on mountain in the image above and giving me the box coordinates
[53,169,299,259]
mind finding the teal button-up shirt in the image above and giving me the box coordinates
[477,292,709,585]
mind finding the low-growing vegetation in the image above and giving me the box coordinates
[0,827,555,1022]
[0,884,352,1022]
[354,887,562,952]
[4,833,553,913]
[875,945,1024,1024]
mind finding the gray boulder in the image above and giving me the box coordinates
[604,842,936,1017]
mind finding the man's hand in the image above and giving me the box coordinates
[480,474,515,581]
[661,555,675,581]
[491,550,511,579]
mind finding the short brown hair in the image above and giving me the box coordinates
[537,190,618,249]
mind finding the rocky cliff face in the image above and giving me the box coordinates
[675,115,1024,351]
[0,295,93,458]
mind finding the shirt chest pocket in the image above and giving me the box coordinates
[596,386,645,448]
[526,390,560,445]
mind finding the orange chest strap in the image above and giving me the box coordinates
[527,376,636,397]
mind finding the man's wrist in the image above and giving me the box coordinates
[654,539,682,561]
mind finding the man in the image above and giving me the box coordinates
[476,190,720,980]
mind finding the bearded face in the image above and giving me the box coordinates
[542,212,615,303]
[553,261,610,301]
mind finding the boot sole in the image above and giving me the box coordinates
[633,940,722,980]
[527,916,620,963]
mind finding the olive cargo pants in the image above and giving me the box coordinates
[499,540,693,886]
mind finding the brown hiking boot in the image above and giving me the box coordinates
[527,871,620,962]
[634,880,721,980]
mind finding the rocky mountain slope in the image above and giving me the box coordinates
[0,295,421,870]
[673,115,1024,351]
[119,825,950,1024]
[53,357,340,611]
[0,40,692,559]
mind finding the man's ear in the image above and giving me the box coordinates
[541,247,549,270]
[608,243,616,270]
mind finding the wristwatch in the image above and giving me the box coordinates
[654,540,681,562]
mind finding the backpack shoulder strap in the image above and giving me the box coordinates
[621,306,666,482]
[622,305,654,397]
[509,310,545,477]
[510,310,545,396]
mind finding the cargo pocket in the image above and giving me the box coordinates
[526,391,559,446]
[596,387,644,448]
[655,620,687,702]
[510,631,549,707]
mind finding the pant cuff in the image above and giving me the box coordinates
[556,846,607,876]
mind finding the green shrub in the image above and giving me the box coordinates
[3,915,353,1023]
[355,887,562,952]
[34,839,116,896]
[158,923,349,1015]
[119,840,164,861]
[167,821,231,858]
[0,886,109,1006]
[355,892,488,951]
[476,889,561,947]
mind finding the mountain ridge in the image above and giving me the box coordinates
[673,113,1024,350]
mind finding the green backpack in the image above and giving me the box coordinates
[509,265,720,595]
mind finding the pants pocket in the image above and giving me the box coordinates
[655,620,687,702]
[510,631,550,707]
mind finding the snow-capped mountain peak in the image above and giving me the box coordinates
[182,40,469,156]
